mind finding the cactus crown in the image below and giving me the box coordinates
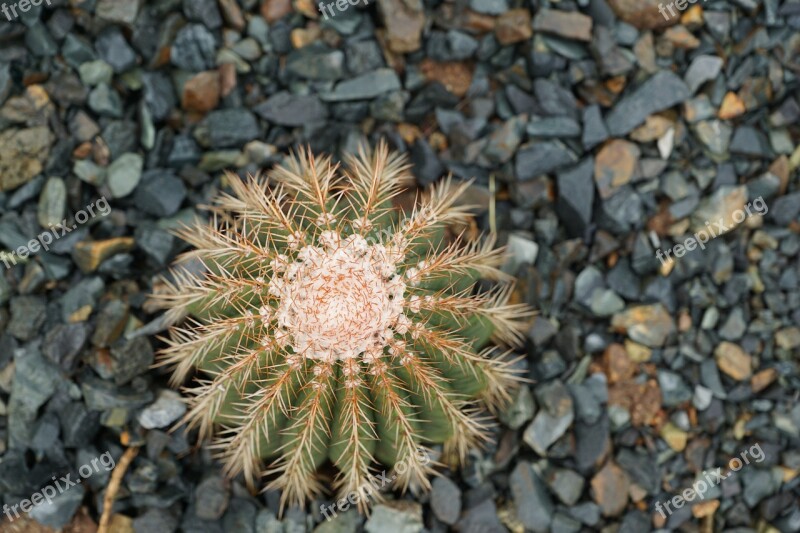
[150,143,532,512]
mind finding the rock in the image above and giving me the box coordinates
[689,185,747,234]
[96,27,138,73]
[611,304,675,347]
[8,296,47,341]
[605,70,691,136]
[29,485,85,529]
[254,92,328,126]
[133,170,187,217]
[139,390,187,429]
[606,0,677,29]
[182,71,221,113]
[557,159,595,237]
[510,462,553,532]
[469,0,507,15]
[410,139,444,187]
[594,140,640,199]
[42,323,88,370]
[660,422,688,451]
[133,508,180,533]
[498,380,536,429]
[286,47,345,81]
[515,141,577,181]
[714,341,752,380]
[206,109,261,148]
[684,55,724,94]
[26,22,59,57]
[110,336,154,385]
[193,475,230,521]
[261,0,293,22]
[719,92,746,120]
[171,24,217,71]
[321,69,402,102]
[38,177,67,228]
[142,71,177,122]
[418,60,473,98]
[74,237,135,273]
[693,119,733,156]
[495,9,533,45]
[590,461,630,517]
[376,0,425,53]
[364,502,423,533]
[546,468,585,506]
[582,105,610,149]
[79,60,114,86]
[184,0,223,28]
[88,83,123,117]
[96,0,142,25]
[107,153,144,198]
[0,127,54,192]
[431,477,461,525]
[523,380,574,455]
[533,9,593,41]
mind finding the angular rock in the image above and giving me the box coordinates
[254,92,328,126]
[515,141,577,181]
[605,70,691,136]
[611,304,675,347]
[0,127,54,192]
[376,0,425,53]
[590,461,630,517]
[533,9,593,41]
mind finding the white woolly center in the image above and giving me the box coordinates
[269,234,407,362]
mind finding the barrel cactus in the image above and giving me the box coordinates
[150,143,532,512]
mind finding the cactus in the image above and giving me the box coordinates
[150,143,533,512]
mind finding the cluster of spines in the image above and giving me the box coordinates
[150,143,532,512]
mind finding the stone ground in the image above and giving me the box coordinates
[0,0,799,531]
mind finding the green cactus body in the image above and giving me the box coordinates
[150,143,532,512]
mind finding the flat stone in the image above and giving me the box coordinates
[171,24,217,72]
[557,158,595,237]
[510,462,553,532]
[533,9,593,41]
[431,477,461,525]
[689,185,747,234]
[495,8,533,45]
[96,0,142,24]
[515,141,577,181]
[38,176,67,228]
[611,304,675,347]
[376,0,425,53]
[594,140,640,199]
[714,341,752,380]
[107,153,144,198]
[606,0,677,29]
[590,461,630,517]
[73,237,135,273]
[182,71,221,113]
[523,380,574,455]
[139,390,187,429]
[0,127,54,192]
[320,69,402,102]
[605,70,691,136]
[254,91,328,126]
[365,502,423,533]
[684,55,724,94]
[205,108,261,148]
